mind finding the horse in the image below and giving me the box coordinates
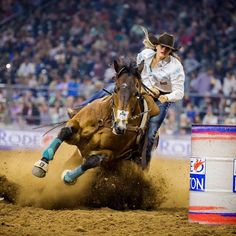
[32,60,160,185]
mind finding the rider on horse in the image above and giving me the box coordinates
[68,27,185,164]
[33,60,159,183]
[32,28,185,183]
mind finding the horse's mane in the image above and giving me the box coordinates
[116,60,142,80]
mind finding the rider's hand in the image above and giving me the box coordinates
[158,95,169,103]
[151,86,160,97]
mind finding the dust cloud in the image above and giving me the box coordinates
[0,145,169,210]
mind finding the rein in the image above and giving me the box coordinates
[116,66,126,77]
[33,120,68,136]
[130,108,151,120]
[141,81,156,95]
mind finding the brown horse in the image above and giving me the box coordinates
[32,60,160,184]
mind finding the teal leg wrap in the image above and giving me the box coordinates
[42,138,62,161]
[66,166,84,181]
[64,166,85,183]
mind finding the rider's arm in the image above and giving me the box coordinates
[165,61,185,102]
[136,49,156,65]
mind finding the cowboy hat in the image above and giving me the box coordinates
[140,26,179,51]
[149,32,178,51]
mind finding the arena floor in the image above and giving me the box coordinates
[0,144,235,236]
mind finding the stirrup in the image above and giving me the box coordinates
[32,160,49,178]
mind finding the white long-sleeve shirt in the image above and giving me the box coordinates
[137,48,185,102]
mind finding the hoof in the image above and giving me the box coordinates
[32,160,48,178]
[61,170,77,185]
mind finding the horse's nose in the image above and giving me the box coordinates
[113,122,126,135]
[116,126,125,135]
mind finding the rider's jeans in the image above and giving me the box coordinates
[146,101,171,160]
[80,83,115,106]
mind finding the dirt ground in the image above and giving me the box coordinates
[0,144,235,236]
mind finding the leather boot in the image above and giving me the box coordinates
[146,132,160,166]
[67,106,84,118]
[67,108,77,118]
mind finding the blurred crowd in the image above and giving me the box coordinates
[0,0,236,133]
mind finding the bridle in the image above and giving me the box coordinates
[111,66,143,135]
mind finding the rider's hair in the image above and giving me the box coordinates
[143,34,156,50]
[170,52,181,62]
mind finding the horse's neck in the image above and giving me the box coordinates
[89,95,113,125]
[98,96,113,119]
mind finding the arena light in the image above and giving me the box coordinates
[6,63,11,69]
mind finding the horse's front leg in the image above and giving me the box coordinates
[32,126,77,178]
[62,150,112,185]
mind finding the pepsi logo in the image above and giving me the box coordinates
[190,158,206,174]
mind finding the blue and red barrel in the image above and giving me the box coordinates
[189,125,236,224]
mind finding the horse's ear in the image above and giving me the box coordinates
[114,60,120,73]
[137,60,144,75]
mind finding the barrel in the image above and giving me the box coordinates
[188,125,236,224]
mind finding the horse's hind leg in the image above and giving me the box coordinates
[62,154,108,185]
[32,126,77,178]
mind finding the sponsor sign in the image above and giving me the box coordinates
[233,159,236,193]
[0,129,56,149]
[156,135,191,158]
[0,128,191,158]
[190,158,206,192]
